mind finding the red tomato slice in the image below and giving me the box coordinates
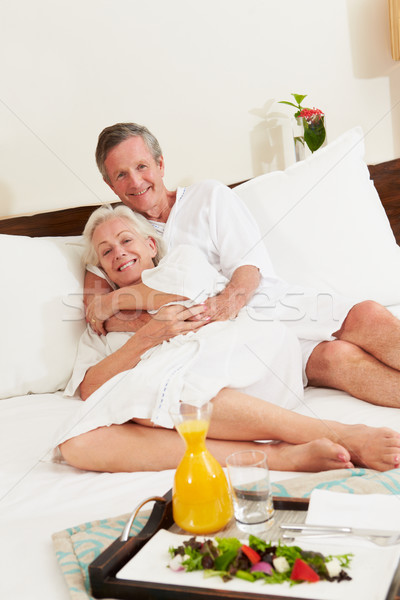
[290,558,320,583]
[241,545,261,565]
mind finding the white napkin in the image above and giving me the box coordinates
[306,489,400,531]
[300,489,400,551]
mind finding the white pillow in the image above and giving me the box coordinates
[234,127,400,306]
[0,235,85,399]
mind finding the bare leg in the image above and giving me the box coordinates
[307,340,400,408]
[335,301,400,369]
[60,387,400,472]
[306,301,400,408]
[208,388,400,471]
[59,423,353,473]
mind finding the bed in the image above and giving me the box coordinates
[1,126,400,599]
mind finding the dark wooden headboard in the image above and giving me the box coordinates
[368,158,400,244]
[1,161,400,242]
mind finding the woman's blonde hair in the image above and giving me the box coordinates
[83,204,165,267]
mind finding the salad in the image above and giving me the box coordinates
[168,535,353,585]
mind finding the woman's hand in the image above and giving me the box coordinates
[86,292,117,335]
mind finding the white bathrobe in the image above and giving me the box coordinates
[60,245,304,442]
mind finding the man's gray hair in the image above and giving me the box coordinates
[95,123,163,183]
[83,204,165,267]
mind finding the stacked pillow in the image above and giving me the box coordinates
[0,236,85,399]
[235,127,400,306]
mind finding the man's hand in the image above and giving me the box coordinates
[105,310,152,333]
[142,304,210,345]
[199,291,239,322]
[192,265,261,322]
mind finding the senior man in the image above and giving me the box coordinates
[84,122,400,409]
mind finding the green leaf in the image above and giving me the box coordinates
[303,117,326,152]
[214,548,238,571]
[292,93,307,105]
[248,535,269,552]
[215,537,241,553]
[182,546,204,571]
[203,569,229,580]
[275,543,303,567]
[278,101,300,109]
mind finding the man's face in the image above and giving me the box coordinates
[104,136,165,215]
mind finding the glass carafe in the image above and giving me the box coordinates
[170,402,233,534]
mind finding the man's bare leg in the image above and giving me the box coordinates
[306,339,400,408]
[335,301,400,370]
[305,301,400,408]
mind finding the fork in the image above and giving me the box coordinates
[280,523,400,546]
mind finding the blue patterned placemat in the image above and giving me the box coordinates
[270,467,400,498]
[52,511,149,600]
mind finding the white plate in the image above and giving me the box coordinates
[116,529,400,600]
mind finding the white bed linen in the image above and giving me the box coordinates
[2,127,400,600]
[3,386,400,600]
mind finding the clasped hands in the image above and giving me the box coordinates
[85,288,241,336]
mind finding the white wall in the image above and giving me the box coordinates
[1,0,400,217]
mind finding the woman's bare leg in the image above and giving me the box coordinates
[60,383,400,472]
[59,423,353,473]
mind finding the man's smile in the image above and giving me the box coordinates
[130,186,151,197]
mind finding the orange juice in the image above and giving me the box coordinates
[173,418,233,534]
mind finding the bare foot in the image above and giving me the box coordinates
[337,425,400,471]
[263,438,354,472]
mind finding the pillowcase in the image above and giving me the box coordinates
[234,127,400,306]
[0,235,85,399]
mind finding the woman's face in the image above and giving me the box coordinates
[92,217,157,287]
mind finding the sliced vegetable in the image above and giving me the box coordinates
[290,558,320,583]
[250,561,273,575]
[241,544,261,565]
[236,569,255,582]
[168,554,184,571]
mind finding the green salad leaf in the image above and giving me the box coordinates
[168,535,353,585]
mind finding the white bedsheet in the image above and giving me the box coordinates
[3,388,400,600]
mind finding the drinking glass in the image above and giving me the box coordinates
[226,449,274,534]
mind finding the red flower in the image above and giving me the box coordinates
[298,108,324,122]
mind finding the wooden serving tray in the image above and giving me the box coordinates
[88,489,316,600]
[88,489,400,600]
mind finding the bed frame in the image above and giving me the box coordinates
[1,160,400,241]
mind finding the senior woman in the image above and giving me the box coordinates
[59,204,400,473]
[84,122,400,412]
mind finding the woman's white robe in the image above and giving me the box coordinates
[60,245,304,442]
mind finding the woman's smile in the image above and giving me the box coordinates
[118,258,137,271]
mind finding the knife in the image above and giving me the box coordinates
[280,522,399,538]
